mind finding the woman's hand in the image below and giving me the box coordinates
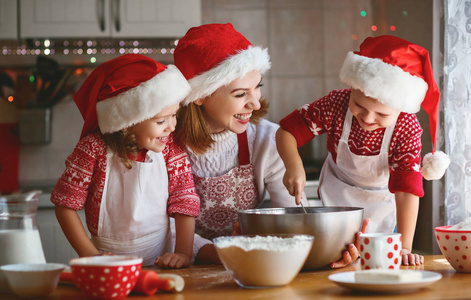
[330,218,369,269]
[155,252,190,269]
[232,221,242,236]
[401,248,424,266]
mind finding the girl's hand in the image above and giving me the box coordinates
[330,218,369,269]
[401,249,424,266]
[155,252,190,269]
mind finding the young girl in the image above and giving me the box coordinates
[276,35,450,266]
[172,23,309,264]
[51,54,200,268]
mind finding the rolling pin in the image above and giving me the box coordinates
[60,269,184,295]
[133,270,184,295]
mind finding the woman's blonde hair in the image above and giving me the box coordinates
[102,130,139,169]
[174,98,269,154]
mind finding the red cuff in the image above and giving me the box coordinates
[389,170,424,197]
[279,110,315,147]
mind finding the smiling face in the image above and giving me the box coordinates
[194,70,263,134]
[348,89,401,131]
[131,103,179,153]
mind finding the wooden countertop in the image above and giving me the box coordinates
[2,255,470,299]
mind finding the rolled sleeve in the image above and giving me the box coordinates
[389,170,424,197]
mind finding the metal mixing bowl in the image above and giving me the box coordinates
[238,207,364,270]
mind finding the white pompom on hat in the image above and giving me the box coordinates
[173,23,271,105]
[339,35,449,180]
[73,54,190,139]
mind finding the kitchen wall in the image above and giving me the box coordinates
[3,0,378,190]
[3,0,436,189]
[1,0,439,253]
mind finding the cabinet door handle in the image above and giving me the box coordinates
[113,0,121,32]
[97,0,106,32]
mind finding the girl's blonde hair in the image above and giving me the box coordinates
[102,130,139,169]
[174,98,269,154]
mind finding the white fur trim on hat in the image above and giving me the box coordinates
[421,151,450,180]
[96,65,190,134]
[339,51,429,113]
[183,46,271,105]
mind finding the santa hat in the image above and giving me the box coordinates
[339,35,449,180]
[173,23,271,105]
[73,54,190,139]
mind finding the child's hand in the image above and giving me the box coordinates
[282,165,306,205]
[330,218,369,269]
[401,249,424,266]
[155,252,190,269]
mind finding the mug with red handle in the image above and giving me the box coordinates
[359,233,402,270]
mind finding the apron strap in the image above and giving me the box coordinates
[237,131,250,166]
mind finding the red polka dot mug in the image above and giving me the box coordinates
[359,233,402,270]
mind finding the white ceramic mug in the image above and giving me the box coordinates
[359,233,402,270]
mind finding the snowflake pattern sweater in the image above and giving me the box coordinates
[279,89,424,197]
[51,132,200,236]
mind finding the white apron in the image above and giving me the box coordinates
[91,149,172,266]
[319,109,397,233]
[194,131,259,240]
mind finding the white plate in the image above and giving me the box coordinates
[328,271,442,294]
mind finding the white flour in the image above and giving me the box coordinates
[214,235,313,287]
[449,217,471,230]
[214,235,313,251]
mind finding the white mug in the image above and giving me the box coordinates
[359,233,402,270]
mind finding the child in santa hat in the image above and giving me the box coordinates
[51,54,200,268]
[172,23,309,264]
[276,35,450,267]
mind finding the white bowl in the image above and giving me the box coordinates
[435,225,471,272]
[0,263,66,297]
[213,234,314,288]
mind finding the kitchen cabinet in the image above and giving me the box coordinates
[19,0,201,39]
[36,196,86,264]
[0,0,18,39]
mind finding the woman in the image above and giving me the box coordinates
[171,23,366,266]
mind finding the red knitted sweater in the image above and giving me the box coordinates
[279,89,424,197]
[51,132,200,236]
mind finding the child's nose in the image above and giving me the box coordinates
[362,110,375,123]
[168,120,176,132]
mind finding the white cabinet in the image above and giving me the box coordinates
[36,208,86,265]
[20,0,201,39]
[20,0,110,38]
[0,0,18,39]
